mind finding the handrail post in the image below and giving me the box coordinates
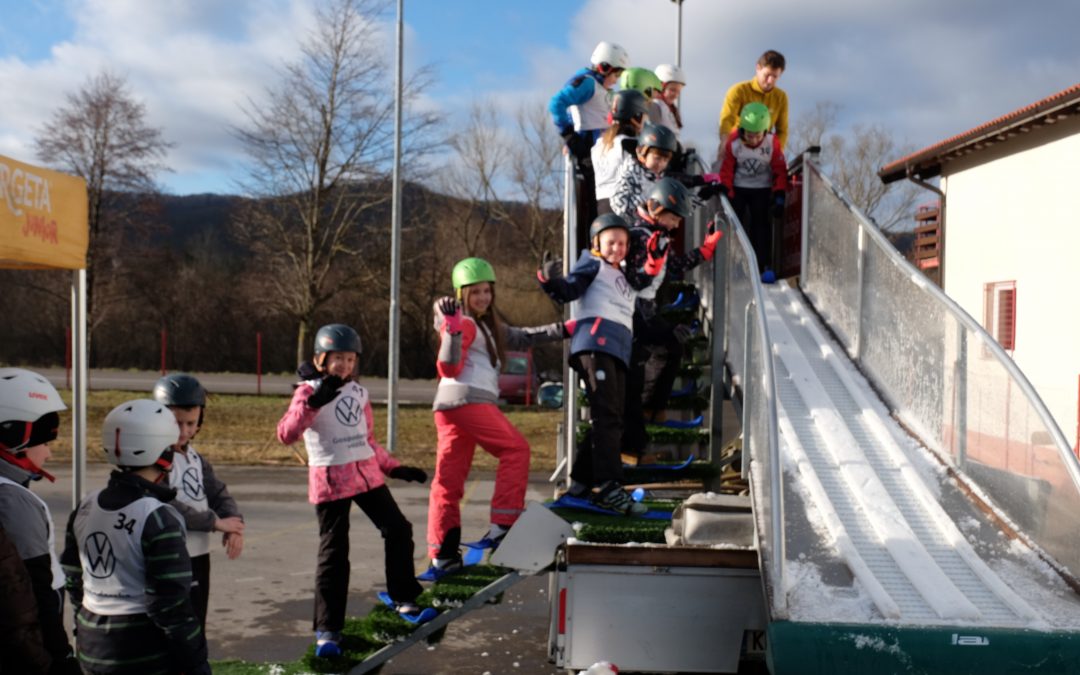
[561,154,579,490]
[955,329,968,469]
[741,301,755,482]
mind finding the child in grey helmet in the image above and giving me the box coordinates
[277,323,430,657]
[62,399,210,675]
[153,372,245,631]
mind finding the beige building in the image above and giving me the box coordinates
[880,83,1080,453]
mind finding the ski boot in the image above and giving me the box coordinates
[314,630,342,658]
[591,481,648,516]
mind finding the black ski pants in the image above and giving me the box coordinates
[313,485,422,632]
[569,351,626,487]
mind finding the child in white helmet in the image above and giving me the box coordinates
[549,40,630,255]
[425,258,569,579]
[654,64,686,138]
[61,399,210,675]
[277,323,430,657]
[153,372,245,631]
[0,367,80,673]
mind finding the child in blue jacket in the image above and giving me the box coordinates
[537,214,661,515]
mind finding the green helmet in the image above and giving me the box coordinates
[610,89,649,123]
[646,178,692,220]
[451,257,496,290]
[637,123,678,154]
[618,67,663,97]
[153,373,206,407]
[589,213,630,241]
[314,324,362,356]
[739,102,771,133]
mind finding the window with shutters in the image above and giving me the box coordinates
[983,281,1017,352]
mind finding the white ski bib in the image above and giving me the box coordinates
[303,380,375,467]
[0,475,63,590]
[438,317,501,397]
[169,446,210,556]
[574,260,635,329]
[74,493,181,615]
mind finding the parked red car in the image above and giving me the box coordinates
[499,350,540,404]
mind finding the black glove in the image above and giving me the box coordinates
[672,324,695,344]
[539,251,563,283]
[561,129,591,160]
[681,174,706,188]
[296,359,319,380]
[771,190,786,220]
[389,466,428,483]
[307,374,345,409]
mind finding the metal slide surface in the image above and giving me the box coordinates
[762,282,1080,630]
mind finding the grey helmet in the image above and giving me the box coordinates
[153,373,206,407]
[646,177,693,220]
[314,323,362,357]
[589,213,630,241]
[637,122,678,154]
[610,89,649,123]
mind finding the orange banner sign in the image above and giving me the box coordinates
[0,153,88,270]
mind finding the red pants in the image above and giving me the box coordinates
[429,404,530,557]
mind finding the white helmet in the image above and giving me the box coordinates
[102,399,179,468]
[0,368,66,453]
[655,64,686,85]
[590,41,629,70]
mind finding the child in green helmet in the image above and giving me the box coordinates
[718,102,789,278]
[425,258,569,579]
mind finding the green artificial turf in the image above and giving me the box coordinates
[551,499,680,544]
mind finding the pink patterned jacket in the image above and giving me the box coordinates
[276,382,401,504]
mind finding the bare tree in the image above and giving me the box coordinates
[507,102,564,261]
[791,101,919,232]
[232,0,436,363]
[34,70,172,342]
[438,102,512,257]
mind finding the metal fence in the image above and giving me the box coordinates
[801,157,1080,578]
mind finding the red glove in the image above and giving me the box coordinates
[563,319,577,337]
[701,172,721,183]
[698,225,724,262]
[644,230,668,276]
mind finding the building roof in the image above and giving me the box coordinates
[879,83,1080,184]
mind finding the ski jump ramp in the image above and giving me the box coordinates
[701,156,1080,673]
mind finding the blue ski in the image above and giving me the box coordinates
[548,494,672,520]
[659,414,703,429]
[415,545,484,582]
[377,592,438,625]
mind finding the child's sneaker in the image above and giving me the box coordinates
[314,630,342,658]
[418,554,464,582]
[591,481,648,516]
[470,523,509,550]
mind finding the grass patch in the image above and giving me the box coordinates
[552,500,679,544]
[210,564,512,675]
[48,390,561,471]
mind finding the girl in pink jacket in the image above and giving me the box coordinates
[277,323,428,657]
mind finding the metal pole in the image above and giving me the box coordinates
[386,0,404,451]
[71,270,87,508]
[675,0,683,66]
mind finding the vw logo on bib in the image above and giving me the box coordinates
[334,395,362,426]
[182,467,206,501]
[85,532,117,579]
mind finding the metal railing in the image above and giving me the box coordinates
[687,168,786,617]
[801,156,1080,578]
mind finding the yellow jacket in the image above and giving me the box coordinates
[718,78,789,150]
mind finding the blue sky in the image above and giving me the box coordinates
[1,0,1079,195]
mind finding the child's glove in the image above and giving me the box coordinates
[562,319,577,337]
[698,222,724,262]
[389,466,428,483]
[672,323,695,344]
[437,296,462,334]
[538,251,563,283]
[771,190,786,220]
[561,129,591,161]
[307,375,345,409]
[644,230,668,276]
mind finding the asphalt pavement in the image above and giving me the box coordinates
[35,367,438,403]
[37,463,562,675]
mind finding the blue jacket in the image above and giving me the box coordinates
[539,251,637,366]
[548,67,608,138]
